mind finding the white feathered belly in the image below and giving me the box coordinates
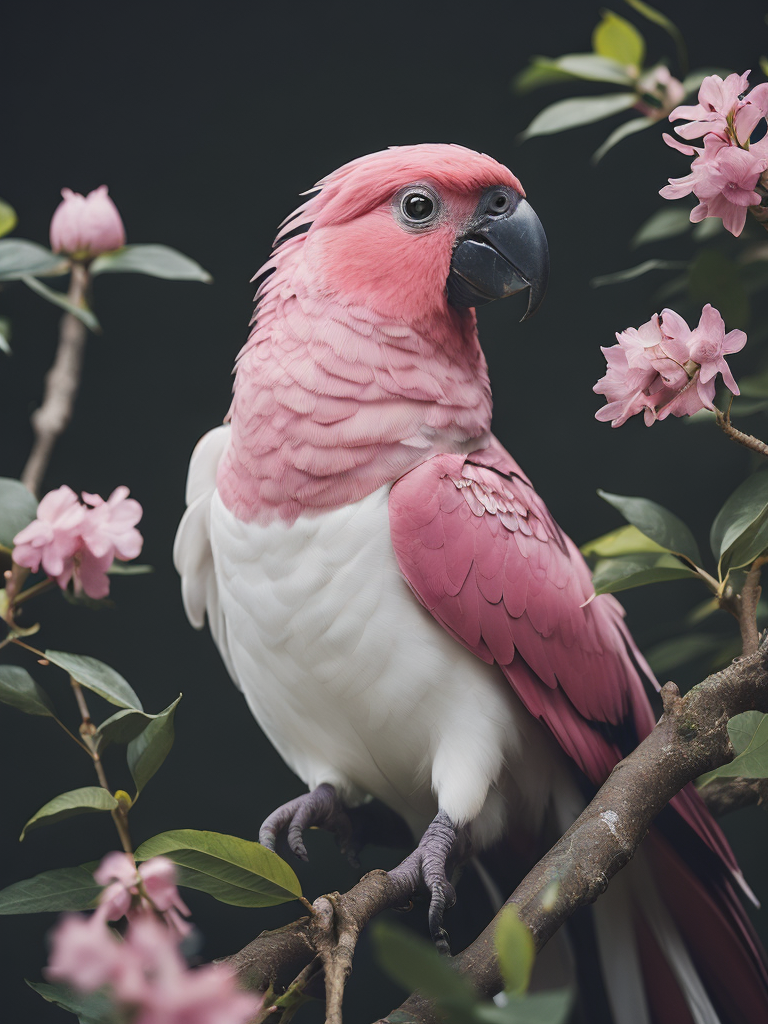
[208,485,564,845]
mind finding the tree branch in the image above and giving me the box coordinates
[21,264,89,496]
[223,640,768,1024]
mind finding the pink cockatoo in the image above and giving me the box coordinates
[175,144,768,1023]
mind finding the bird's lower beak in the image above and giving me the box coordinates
[447,195,549,320]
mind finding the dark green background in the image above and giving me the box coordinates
[2,2,768,1021]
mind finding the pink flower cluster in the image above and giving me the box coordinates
[94,852,192,937]
[635,65,685,121]
[50,185,125,259]
[594,304,746,428]
[660,71,768,236]
[12,485,143,600]
[47,855,261,1024]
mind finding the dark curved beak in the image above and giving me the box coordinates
[447,192,549,320]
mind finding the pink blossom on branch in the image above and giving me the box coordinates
[594,305,746,428]
[49,185,126,260]
[660,70,768,236]
[12,486,143,600]
[94,852,191,937]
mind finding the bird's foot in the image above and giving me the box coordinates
[388,810,458,953]
[258,783,357,864]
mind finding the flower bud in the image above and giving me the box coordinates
[49,185,125,260]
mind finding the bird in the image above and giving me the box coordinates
[174,143,768,1024]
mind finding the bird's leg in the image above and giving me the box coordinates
[258,783,357,863]
[388,809,460,953]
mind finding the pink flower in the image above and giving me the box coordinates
[635,66,685,121]
[94,852,192,937]
[669,71,751,140]
[594,305,746,427]
[49,185,125,259]
[12,486,143,601]
[46,911,262,1024]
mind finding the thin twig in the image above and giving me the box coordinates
[715,407,768,458]
[21,263,90,496]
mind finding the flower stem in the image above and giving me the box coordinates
[715,407,768,457]
[70,676,134,855]
[21,263,91,496]
[12,576,55,608]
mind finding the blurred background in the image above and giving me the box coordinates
[3,1,768,1020]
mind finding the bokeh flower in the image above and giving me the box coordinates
[50,185,125,260]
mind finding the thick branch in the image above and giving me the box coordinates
[700,776,768,817]
[378,644,768,1023]
[21,263,89,496]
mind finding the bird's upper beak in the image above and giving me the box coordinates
[447,189,549,320]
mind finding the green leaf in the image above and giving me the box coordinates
[598,490,702,565]
[0,315,11,355]
[581,524,668,559]
[127,696,181,795]
[0,665,56,717]
[593,10,645,69]
[0,865,101,914]
[591,258,687,287]
[739,372,768,398]
[761,56,768,80]
[688,249,748,330]
[96,705,169,750]
[632,207,693,247]
[698,713,768,785]
[371,920,477,1022]
[106,561,154,575]
[592,115,653,163]
[521,93,637,139]
[729,711,765,755]
[691,216,723,242]
[0,476,38,547]
[516,54,634,92]
[473,990,573,1024]
[90,244,212,283]
[644,633,724,675]
[512,62,578,94]
[0,199,17,238]
[21,786,117,840]
[22,275,100,332]
[710,472,768,571]
[592,553,697,595]
[495,906,534,995]
[45,651,143,710]
[134,829,302,906]
[622,0,687,74]
[27,981,115,1024]
[0,239,67,280]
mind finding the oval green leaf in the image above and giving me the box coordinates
[581,524,668,559]
[474,990,573,1024]
[134,828,302,906]
[592,115,653,164]
[0,316,11,355]
[592,553,697,596]
[27,982,113,1024]
[0,665,56,717]
[644,633,723,676]
[495,906,535,995]
[127,696,181,795]
[632,207,693,248]
[592,10,645,69]
[598,490,702,565]
[90,244,212,282]
[0,239,68,280]
[591,258,687,287]
[0,477,38,548]
[97,707,162,750]
[22,275,100,332]
[21,787,117,840]
[45,651,143,710]
[711,472,768,571]
[371,920,477,1020]
[521,93,637,139]
[698,714,768,785]
[0,865,101,914]
[0,199,17,239]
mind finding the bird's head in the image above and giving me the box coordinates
[275,143,549,324]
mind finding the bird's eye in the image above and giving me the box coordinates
[489,191,511,215]
[402,192,435,222]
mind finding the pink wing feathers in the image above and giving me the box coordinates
[389,436,742,878]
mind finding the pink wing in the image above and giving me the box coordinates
[389,437,740,879]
